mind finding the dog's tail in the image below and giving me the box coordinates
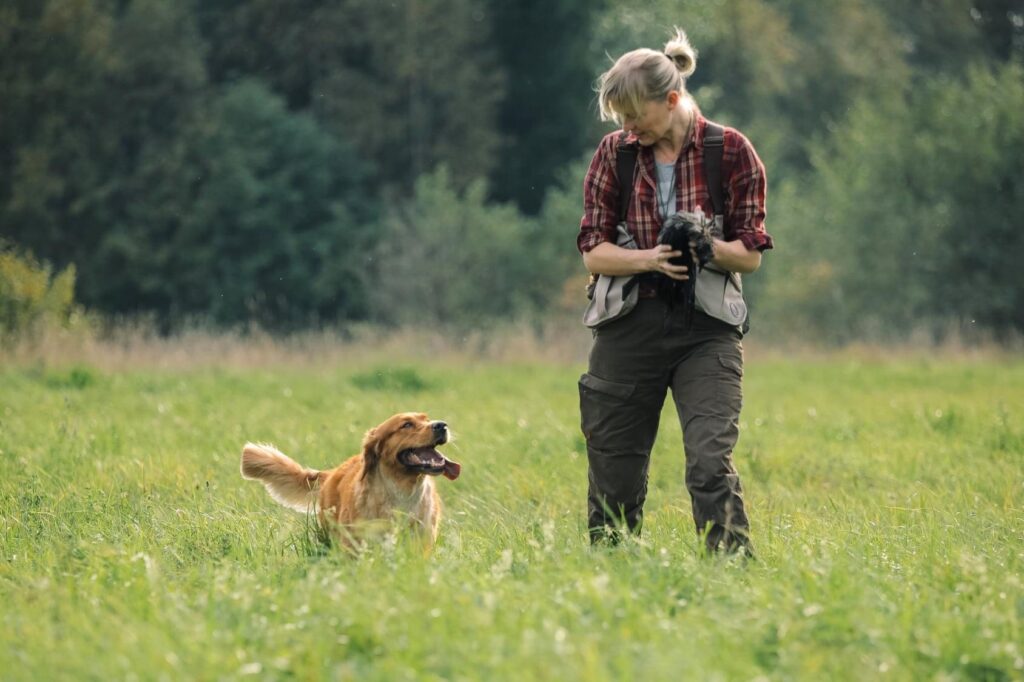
[241,443,323,513]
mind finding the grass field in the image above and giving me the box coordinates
[1,351,1022,680]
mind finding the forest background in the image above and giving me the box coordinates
[2,0,1023,345]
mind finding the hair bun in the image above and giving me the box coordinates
[664,27,697,79]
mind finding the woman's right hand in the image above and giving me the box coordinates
[583,241,689,279]
[645,244,690,280]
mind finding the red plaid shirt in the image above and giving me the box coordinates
[577,114,772,259]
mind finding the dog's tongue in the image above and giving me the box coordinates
[442,458,461,481]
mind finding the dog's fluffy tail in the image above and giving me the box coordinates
[241,443,323,513]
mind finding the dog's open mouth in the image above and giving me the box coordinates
[398,447,461,480]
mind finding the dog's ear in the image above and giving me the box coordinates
[361,427,380,479]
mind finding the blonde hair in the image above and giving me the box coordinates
[597,27,698,124]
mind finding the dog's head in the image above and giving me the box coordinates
[361,412,461,482]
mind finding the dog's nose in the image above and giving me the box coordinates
[432,421,448,434]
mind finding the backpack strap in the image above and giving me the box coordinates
[615,131,639,223]
[703,122,725,218]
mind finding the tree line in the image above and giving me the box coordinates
[1,0,1022,340]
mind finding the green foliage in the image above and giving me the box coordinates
[763,62,1024,342]
[1,0,1022,339]
[882,0,1024,72]
[166,79,377,327]
[0,0,211,315]
[196,0,505,195]
[0,247,79,340]
[81,73,379,327]
[315,0,505,195]
[42,365,97,390]
[485,0,607,213]
[350,367,431,393]
[367,167,566,327]
[1,357,1022,679]
[0,0,119,271]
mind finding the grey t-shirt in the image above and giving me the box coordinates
[655,160,676,219]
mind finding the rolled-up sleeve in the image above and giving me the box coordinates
[577,135,620,254]
[727,132,773,252]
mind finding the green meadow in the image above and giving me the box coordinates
[1,355,1022,680]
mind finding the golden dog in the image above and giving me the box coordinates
[241,412,460,550]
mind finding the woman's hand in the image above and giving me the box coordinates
[583,241,693,279]
[645,244,690,280]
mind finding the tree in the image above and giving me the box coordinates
[368,167,563,326]
[484,0,607,214]
[0,0,212,314]
[193,0,320,109]
[881,0,1024,73]
[761,62,1024,341]
[0,0,120,273]
[194,0,505,196]
[135,80,378,326]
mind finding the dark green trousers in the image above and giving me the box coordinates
[579,298,752,552]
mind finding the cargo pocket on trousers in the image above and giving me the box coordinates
[578,373,636,445]
[717,353,743,378]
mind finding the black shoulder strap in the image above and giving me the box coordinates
[703,122,725,217]
[615,132,639,223]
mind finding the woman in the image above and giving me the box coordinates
[577,28,772,554]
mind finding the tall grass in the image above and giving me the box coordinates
[1,350,1021,680]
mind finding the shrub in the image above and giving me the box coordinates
[761,62,1024,343]
[367,167,569,327]
[0,246,81,342]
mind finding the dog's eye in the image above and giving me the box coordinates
[401,421,414,429]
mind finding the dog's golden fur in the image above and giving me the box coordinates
[241,412,460,550]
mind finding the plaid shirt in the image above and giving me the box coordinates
[577,114,773,261]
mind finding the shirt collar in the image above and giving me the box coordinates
[690,112,708,151]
